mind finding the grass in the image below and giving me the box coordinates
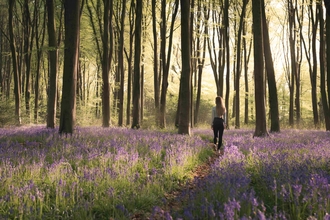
[1,126,330,219]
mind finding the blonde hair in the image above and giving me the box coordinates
[215,96,226,117]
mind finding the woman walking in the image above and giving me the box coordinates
[211,96,226,153]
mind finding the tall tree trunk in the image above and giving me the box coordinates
[101,0,112,127]
[252,0,267,137]
[132,0,142,129]
[309,0,319,126]
[194,1,208,126]
[23,0,33,118]
[261,0,280,132]
[118,0,126,126]
[8,0,21,125]
[46,0,58,128]
[321,4,330,130]
[159,0,179,128]
[178,0,191,135]
[235,0,248,129]
[125,0,135,126]
[34,0,46,124]
[59,0,80,134]
[288,0,296,126]
[152,0,160,125]
[244,18,252,124]
[224,0,230,127]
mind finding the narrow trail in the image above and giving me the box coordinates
[131,143,223,220]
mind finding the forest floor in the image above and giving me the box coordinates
[131,143,222,220]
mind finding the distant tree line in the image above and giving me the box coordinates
[1,0,330,135]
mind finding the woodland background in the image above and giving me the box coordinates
[1,0,330,135]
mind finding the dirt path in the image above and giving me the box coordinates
[131,144,221,220]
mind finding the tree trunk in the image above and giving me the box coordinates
[159,0,179,129]
[322,4,330,130]
[101,0,113,127]
[244,18,252,125]
[224,0,230,128]
[23,0,33,119]
[288,0,296,126]
[46,0,58,128]
[235,0,248,129]
[132,0,142,129]
[252,0,268,137]
[118,0,126,126]
[8,0,21,125]
[125,1,135,126]
[59,0,80,134]
[34,0,46,124]
[309,1,319,126]
[152,0,160,125]
[261,0,280,132]
[178,0,191,135]
[194,2,208,126]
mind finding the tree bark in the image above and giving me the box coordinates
[118,0,126,126]
[152,0,160,125]
[252,0,268,137]
[101,0,112,127]
[178,0,191,135]
[261,0,280,132]
[321,4,330,130]
[8,0,21,125]
[132,0,143,129]
[59,0,80,134]
[235,0,248,129]
[159,0,179,129]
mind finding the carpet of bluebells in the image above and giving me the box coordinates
[0,126,330,219]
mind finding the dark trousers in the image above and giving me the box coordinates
[213,117,224,150]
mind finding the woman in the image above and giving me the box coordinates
[211,96,226,152]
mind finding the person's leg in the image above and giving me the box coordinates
[213,127,218,145]
[217,120,225,151]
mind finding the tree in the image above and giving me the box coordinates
[308,0,319,126]
[234,0,249,129]
[252,0,267,137]
[101,0,112,127]
[23,0,33,118]
[34,0,46,124]
[261,0,280,132]
[178,0,191,135]
[59,0,80,134]
[132,0,142,129]
[159,0,179,129]
[46,0,59,128]
[321,2,330,130]
[194,0,209,126]
[117,0,126,126]
[8,0,21,125]
[152,0,160,125]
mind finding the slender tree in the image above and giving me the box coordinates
[23,0,33,118]
[321,2,330,130]
[152,0,160,125]
[178,0,191,135]
[8,0,21,125]
[252,0,267,137]
[34,0,46,123]
[101,0,112,127]
[59,0,80,134]
[159,0,179,129]
[132,0,142,129]
[118,0,126,126]
[234,0,248,129]
[261,0,280,132]
[194,1,209,126]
